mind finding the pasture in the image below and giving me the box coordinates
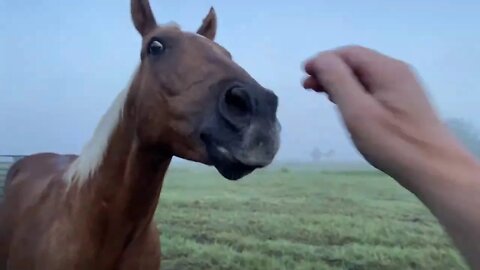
[0,162,10,198]
[0,162,467,269]
[156,165,467,270]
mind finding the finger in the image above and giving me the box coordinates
[334,45,411,90]
[303,51,371,109]
[302,76,324,92]
[303,76,337,103]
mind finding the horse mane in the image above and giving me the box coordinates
[64,87,130,184]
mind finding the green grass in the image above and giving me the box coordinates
[0,162,11,197]
[155,167,467,270]
[0,162,10,174]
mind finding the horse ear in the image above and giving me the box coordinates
[197,7,217,40]
[131,0,157,36]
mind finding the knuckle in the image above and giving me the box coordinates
[338,45,369,58]
[314,52,338,68]
[381,59,416,84]
[392,59,413,74]
[345,116,366,138]
[345,105,385,133]
[345,109,369,129]
[394,59,408,69]
[368,105,387,123]
[341,44,366,53]
[310,53,344,77]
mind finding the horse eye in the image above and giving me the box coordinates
[148,40,165,55]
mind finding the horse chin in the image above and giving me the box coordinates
[214,160,257,181]
[203,141,258,181]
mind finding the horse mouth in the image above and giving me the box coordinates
[202,139,259,181]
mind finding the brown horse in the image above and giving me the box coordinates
[0,0,280,269]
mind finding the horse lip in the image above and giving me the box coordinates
[216,146,233,160]
[213,144,255,167]
[215,146,270,169]
[201,137,259,180]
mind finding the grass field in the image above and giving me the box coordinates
[0,162,11,198]
[155,167,467,270]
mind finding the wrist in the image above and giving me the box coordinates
[410,139,480,196]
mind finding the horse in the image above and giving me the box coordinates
[0,0,280,269]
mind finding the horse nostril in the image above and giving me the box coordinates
[224,87,252,117]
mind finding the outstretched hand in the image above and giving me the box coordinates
[302,46,470,182]
[301,46,480,269]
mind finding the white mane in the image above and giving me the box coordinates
[64,88,129,184]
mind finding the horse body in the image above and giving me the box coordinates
[0,153,85,269]
[0,0,280,269]
[0,151,164,270]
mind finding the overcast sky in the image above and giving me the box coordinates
[1,0,479,162]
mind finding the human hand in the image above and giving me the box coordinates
[302,46,474,182]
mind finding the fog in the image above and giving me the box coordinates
[1,0,479,163]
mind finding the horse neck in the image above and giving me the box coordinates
[75,97,172,252]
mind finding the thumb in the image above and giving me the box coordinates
[304,52,371,111]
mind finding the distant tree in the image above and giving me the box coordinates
[311,147,322,162]
[310,147,335,162]
[324,150,335,159]
[445,118,480,158]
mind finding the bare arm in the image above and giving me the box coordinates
[302,46,480,269]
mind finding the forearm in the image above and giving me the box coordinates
[398,143,480,269]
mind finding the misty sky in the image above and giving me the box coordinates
[1,0,479,162]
